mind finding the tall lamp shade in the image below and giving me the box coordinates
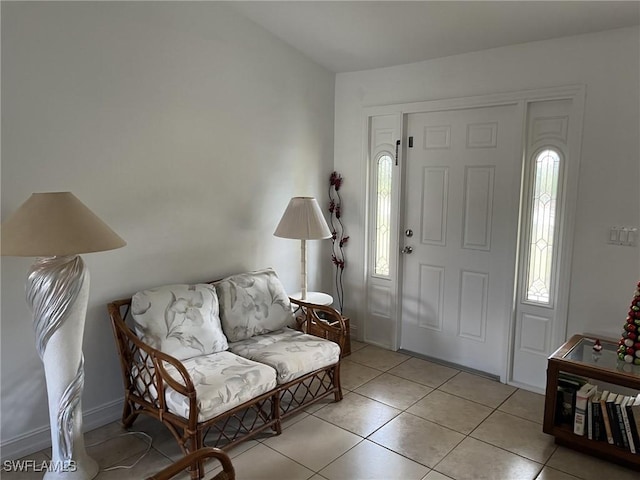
[1,192,126,480]
[274,197,331,300]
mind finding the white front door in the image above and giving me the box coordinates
[400,104,523,378]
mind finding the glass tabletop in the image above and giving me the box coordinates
[564,336,640,376]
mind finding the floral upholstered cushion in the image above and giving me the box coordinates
[131,284,228,361]
[162,351,277,422]
[215,268,295,342]
[228,328,340,384]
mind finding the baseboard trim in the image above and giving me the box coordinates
[0,398,123,461]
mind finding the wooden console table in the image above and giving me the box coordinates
[543,334,640,470]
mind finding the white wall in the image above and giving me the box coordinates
[335,27,639,343]
[1,2,334,457]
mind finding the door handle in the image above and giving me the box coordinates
[401,246,414,254]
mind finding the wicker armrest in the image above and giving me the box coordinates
[290,298,347,353]
[107,300,198,423]
[146,447,235,480]
[290,298,346,331]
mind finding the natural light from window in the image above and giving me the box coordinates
[374,153,393,276]
[526,148,561,304]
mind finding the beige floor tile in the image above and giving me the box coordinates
[340,359,383,391]
[439,371,517,408]
[535,466,582,480]
[262,415,361,471]
[37,449,52,460]
[423,471,455,480]
[20,347,640,480]
[85,422,150,469]
[546,446,640,480]
[499,389,546,424]
[350,340,368,353]
[313,391,401,437]
[388,357,459,388]
[127,416,181,460]
[348,345,410,371]
[369,412,464,468]
[126,414,173,439]
[304,396,338,414]
[1,451,52,480]
[407,390,493,434]
[319,439,429,480]
[436,437,543,480]
[153,428,259,477]
[230,443,314,479]
[94,449,173,479]
[354,373,432,409]
[197,441,262,479]
[470,411,556,463]
[281,411,310,430]
[150,431,188,461]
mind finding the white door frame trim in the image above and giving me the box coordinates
[361,84,585,383]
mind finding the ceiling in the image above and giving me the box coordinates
[231,1,640,73]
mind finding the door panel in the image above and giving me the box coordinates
[400,105,522,377]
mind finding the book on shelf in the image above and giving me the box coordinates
[627,394,640,452]
[599,390,614,445]
[620,395,636,454]
[606,392,625,447]
[590,391,605,441]
[614,394,630,449]
[574,383,597,436]
[556,374,586,426]
[587,390,597,440]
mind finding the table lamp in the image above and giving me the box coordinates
[274,197,331,300]
[1,192,126,479]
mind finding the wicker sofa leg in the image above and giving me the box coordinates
[272,396,282,435]
[178,427,204,480]
[121,401,139,428]
[186,428,205,480]
[333,364,343,402]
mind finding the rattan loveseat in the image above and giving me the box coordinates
[107,268,344,479]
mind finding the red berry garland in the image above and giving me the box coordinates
[618,281,640,364]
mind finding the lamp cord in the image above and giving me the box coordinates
[85,431,153,471]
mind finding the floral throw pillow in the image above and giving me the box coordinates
[215,268,295,342]
[131,284,228,360]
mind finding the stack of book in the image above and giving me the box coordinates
[556,373,640,453]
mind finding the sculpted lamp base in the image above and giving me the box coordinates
[28,256,99,480]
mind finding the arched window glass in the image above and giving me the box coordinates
[374,153,393,276]
[526,149,561,304]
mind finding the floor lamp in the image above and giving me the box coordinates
[274,197,331,300]
[1,192,126,479]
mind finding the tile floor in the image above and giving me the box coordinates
[5,341,640,480]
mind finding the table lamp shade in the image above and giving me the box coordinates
[274,197,331,240]
[1,192,126,257]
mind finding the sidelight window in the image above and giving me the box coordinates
[525,148,562,304]
[374,153,393,276]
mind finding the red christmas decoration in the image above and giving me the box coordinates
[617,281,640,364]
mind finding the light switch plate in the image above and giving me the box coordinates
[609,226,638,246]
